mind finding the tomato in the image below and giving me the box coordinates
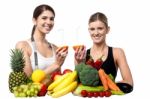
[105,91,112,97]
[93,92,99,97]
[81,90,87,97]
[99,91,105,97]
[63,69,72,74]
[87,92,94,98]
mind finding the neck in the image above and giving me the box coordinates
[92,42,107,51]
[33,30,46,43]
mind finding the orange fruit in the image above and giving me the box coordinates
[73,45,84,51]
[58,45,69,52]
[31,69,46,83]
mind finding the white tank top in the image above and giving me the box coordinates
[27,41,55,70]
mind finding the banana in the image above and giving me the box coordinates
[47,73,71,91]
[53,71,77,92]
[51,81,78,98]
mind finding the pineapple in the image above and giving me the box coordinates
[9,49,28,93]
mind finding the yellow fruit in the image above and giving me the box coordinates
[47,73,71,91]
[31,69,46,83]
[53,71,77,92]
[54,75,62,81]
[51,81,78,98]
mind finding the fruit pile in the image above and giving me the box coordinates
[47,70,78,98]
[8,48,127,98]
[12,83,41,97]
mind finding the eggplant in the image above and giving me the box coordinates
[116,83,133,93]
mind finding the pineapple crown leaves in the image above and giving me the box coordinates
[10,49,25,72]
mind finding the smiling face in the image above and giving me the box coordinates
[33,10,54,34]
[88,12,110,44]
[88,20,109,44]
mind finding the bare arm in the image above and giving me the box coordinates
[115,48,133,86]
[15,41,33,77]
[43,45,68,75]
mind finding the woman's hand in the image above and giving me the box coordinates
[55,46,68,66]
[74,45,86,64]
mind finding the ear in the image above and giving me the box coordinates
[106,26,110,34]
[32,18,37,25]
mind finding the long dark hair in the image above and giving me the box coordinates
[88,12,108,28]
[31,4,55,41]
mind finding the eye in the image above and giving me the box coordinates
[42,16,47,20]
[89,28,95,31]
[97,27,103,30]
[50,17,54,21]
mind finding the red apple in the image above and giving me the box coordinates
[37,84,47,96]
[54,75,62,81]
[63,69,72,74]
[50,71,61,81]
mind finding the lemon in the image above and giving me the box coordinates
[31,69,46,83]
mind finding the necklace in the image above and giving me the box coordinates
[91,45,106,62]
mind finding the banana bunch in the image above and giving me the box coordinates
[47,71,78,98]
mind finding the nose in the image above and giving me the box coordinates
[47,19,54,25]
[94,29,99,35]
[47,19,51,24]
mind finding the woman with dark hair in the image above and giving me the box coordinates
[16,4,68,83]
[74,12,133,93]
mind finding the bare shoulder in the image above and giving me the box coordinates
[113,47,126,60]
[15,40,31,55]
[16,41,28,49]
[113,47,125,54]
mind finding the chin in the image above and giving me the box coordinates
[44,30,50,34]
[93,39,101,43]
[94,42,101,44]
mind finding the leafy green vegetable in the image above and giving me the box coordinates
[75,62,100,86]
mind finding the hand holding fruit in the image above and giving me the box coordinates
[74,45,86,64]
[55,46,68,66]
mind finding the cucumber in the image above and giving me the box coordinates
[72,84,104,96]
[111,90,125,95]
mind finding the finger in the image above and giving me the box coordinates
[81,51,86,59]
[56,49,62,55]
[83,49,87,59]
[61,52,67,58]
[62,47,68,52]
[57,46,68,52]
[83,45,86,51]
[56,53,61,58]
[63,46,68,52]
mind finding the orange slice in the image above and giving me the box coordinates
[73,45,84,51]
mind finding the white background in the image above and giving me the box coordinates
[0,0,150,98]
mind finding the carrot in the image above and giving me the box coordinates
[104,72,121,91]
[98,69,108,91]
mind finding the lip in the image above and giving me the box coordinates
[92,36,102,40]
[44,25,53,31]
